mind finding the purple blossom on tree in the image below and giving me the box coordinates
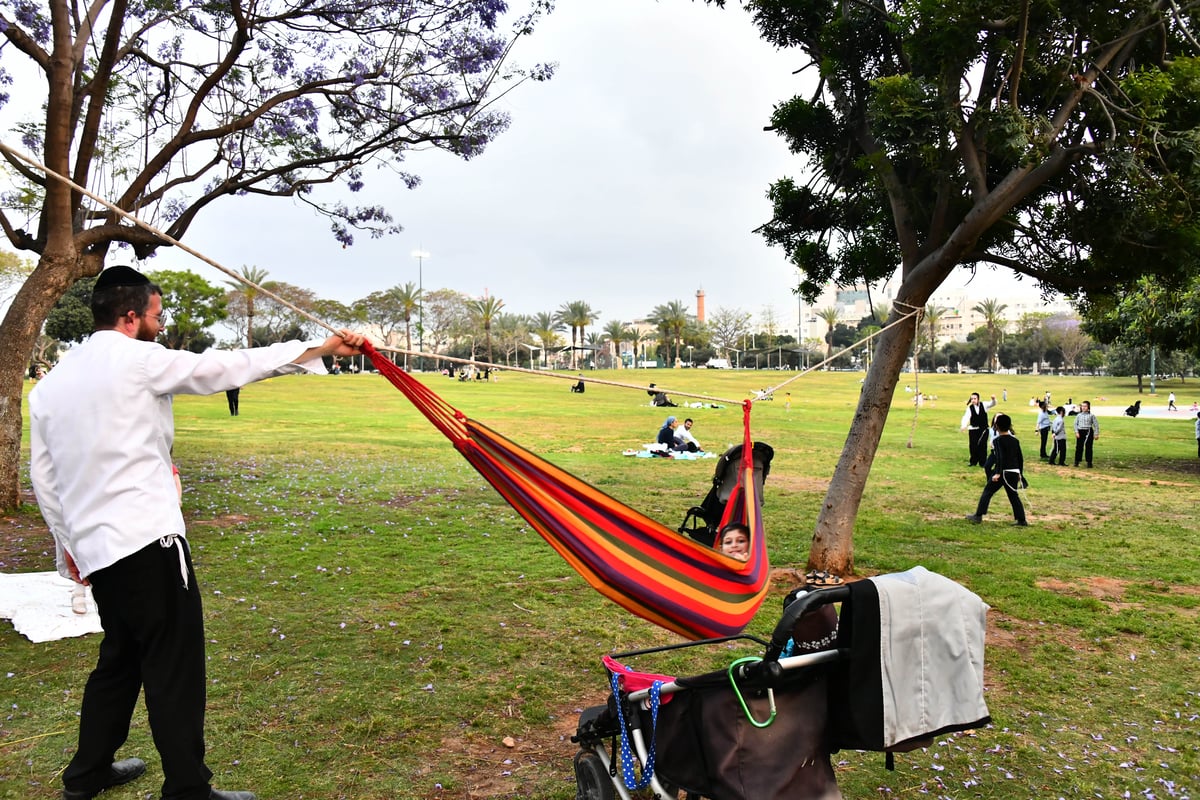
[0,0,556,506]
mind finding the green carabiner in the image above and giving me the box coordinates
[727,657,776,728]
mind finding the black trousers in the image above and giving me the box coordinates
[64,538,213,800]
[1074,430,1095,465]
[1051,438,1067,465]
[968,428,989,467]
[226,388,240,416]
[975,474,1026,523]
[1038,427,1050,458]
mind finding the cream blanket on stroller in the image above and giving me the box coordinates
[873,566,990,748]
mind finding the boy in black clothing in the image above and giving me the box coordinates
[965,413,1028,526]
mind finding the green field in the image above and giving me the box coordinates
[2,367,1198,799]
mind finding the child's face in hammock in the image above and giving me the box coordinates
[721,529,750,561]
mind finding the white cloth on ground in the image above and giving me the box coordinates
[0,571,103,643]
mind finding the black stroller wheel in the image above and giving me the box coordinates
[573,750,615,800]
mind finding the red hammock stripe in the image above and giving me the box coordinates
[364,342,770,639]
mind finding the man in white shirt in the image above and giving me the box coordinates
[959,392,997,468]
[30,265,365,800]
[674,417,703,452]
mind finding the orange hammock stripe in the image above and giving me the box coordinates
[364,342,770,639]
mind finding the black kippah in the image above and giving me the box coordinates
[94,265,150,291]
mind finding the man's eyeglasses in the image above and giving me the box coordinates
[144,311,169,325]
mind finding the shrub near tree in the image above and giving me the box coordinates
[149,270,228,353]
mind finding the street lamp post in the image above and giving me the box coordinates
[411,249,430,371]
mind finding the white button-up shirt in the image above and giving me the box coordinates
[30,330,326,580]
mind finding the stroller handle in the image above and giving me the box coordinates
[763,584,850,664]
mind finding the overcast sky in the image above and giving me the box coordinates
[4,0,1044,333]
[179,0,814,330]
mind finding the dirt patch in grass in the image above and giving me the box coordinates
[768,474,831,493]
[434,690,610,799]
[1035,576,1140,611]
[986,610,1095,656]
[1142,580,1200,597]
[1061,469,1198,485]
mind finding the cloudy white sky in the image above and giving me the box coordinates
[3,0,1043,332]
[181,0,814,330]
[183,0,1036,332]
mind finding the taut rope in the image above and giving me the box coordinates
[3,140,919,407]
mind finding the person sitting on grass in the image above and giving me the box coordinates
[674,417,702,452]
[656,416,688,452]
[647,382,677,407]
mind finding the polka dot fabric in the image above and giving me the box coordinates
[609,669,663,791]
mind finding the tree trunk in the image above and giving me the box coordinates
[0,253,87,510]
[404,319,412,372]
[808,312,917,574]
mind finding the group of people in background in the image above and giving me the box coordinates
[960,383,1200,526]
[962,389,1106,527]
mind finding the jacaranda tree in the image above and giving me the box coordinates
[0,0,554,509]
[720,0,1200,573]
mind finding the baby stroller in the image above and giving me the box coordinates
[677,442,774,547]
[571,567,990,800]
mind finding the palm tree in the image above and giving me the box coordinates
[649,300,690,365]
[226,265,269,347]
[358,282,420,368]
[923,304,946,370]
[817,306,841,366]
[556,300,600,369]
[584,332,603,368]
[632,328,658,368]
[602,320,629,368]
[972,298,1009,372]
[468,296,505,365]
[871,301,892,325]
[395,282,421,369]
[530,311,562,367]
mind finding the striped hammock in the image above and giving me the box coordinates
[363,343,770,640]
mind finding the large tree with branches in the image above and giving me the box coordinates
[719,0,1200,573]
[0,0,553,509]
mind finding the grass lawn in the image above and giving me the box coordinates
[2,366,1199,799]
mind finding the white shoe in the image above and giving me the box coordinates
[71,585,88,615]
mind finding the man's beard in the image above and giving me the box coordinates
[136,318,158,342]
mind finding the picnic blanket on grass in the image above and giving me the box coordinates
[0,571,103,643]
